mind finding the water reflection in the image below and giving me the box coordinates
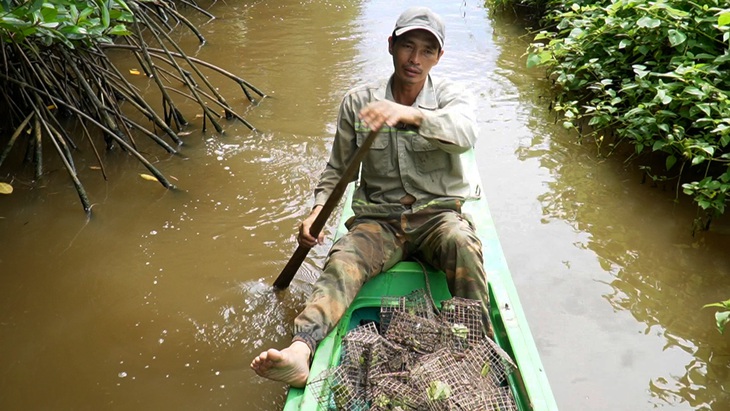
[488,11,730,410]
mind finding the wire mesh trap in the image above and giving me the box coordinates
[384,311,448,354]
[463,338,517,390]
[306,290,518,411]
[380,289,436,335]
[438,297,485,351]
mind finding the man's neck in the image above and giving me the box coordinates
[391,77,425,106]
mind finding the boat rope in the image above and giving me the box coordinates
[413,257,441,316]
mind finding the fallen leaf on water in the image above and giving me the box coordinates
[89,166,101,170]
[140,173,159,182]
[195,114,204,118]
[47,105,56,110]
[0,182,13,194]
[177,131,193,136]
[129,69,141,75]
[169,175,179,181]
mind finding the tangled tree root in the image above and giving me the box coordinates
[0,0,266,213]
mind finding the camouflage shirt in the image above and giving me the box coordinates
[314,75,478,216]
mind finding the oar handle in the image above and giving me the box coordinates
[273,128,381,289]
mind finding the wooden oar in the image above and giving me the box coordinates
[273,128,380,290]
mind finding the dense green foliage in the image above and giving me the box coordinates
[523,0,730,220]
[0,0,132,47]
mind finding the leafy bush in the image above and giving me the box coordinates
[527,0,730,220]
[0,0,133,47]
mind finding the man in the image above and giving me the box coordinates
[251,6,488,388]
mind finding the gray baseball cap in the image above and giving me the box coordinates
[393,7,445,48]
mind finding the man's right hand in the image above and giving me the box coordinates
[358,100,423,131]
[298,205,325,248]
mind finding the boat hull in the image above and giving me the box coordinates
[283,150,558,410]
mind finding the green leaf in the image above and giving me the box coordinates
[666,155,677,170]
[568,27,584,39]
[427,381,452,401]
[78,7,95,21]
[721,134,730,148]
[637,17,661,29]
[107,24,130,36]
[696,103,711,117]
[633,65,650,78]
[683,87,705,98]
[1,16,33,28]
[659,5,689,18]
[719,13,730,27]
[526,53,541,69]
[716,311,730,334]
[704,299,730,310]
[451,324,469,339]
[111,0,133,14]
[96,0,110,28]
[655,89,672,105]
[667,29,687,47]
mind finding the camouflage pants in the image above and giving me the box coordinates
[293,203,489,352]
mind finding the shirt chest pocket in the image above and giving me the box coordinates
[356,131,394,174]
[410,136,449,173]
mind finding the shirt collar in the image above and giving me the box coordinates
[380,75,438,110]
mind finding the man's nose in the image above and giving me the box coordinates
[408,50,420,65]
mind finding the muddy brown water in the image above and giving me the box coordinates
[1,0,729,410]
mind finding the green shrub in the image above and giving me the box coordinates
[0,0,132,48]
[527,0,730,219]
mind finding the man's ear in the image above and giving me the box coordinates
[388,36,394,56]
[435,49,444,64]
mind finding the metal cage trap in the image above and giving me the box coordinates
[307,291,519,411]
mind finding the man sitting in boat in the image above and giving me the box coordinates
[251,6,489,388]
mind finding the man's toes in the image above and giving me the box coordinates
[266,349,284,363]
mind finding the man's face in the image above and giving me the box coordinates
[389,30,443,86]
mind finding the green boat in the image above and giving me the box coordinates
[283,150,558,410]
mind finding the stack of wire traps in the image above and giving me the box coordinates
[308,290,519,410]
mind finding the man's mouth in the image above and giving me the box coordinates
[404,66,421,76]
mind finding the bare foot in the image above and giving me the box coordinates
[250,341,311,387]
